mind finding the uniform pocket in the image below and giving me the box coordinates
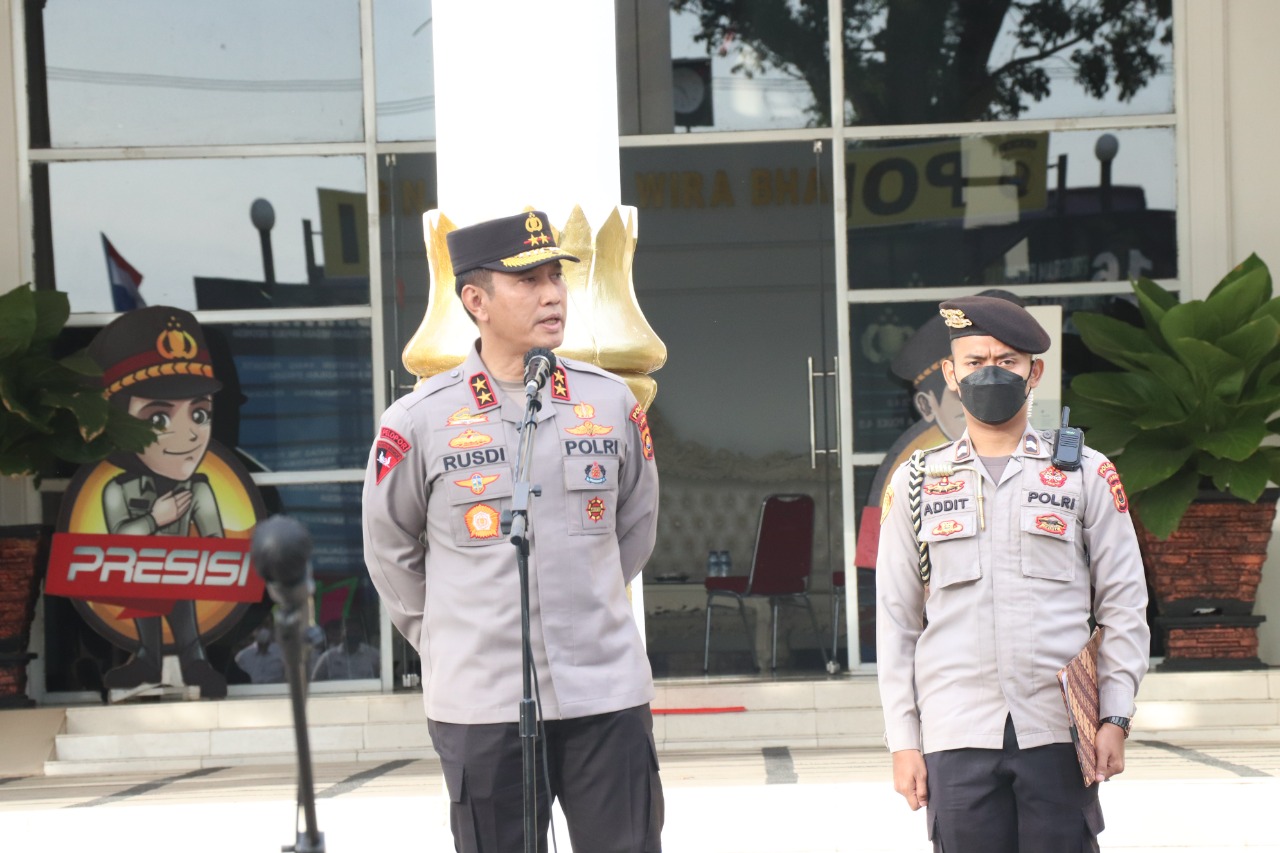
[562,458,618,535]
[446,471,514,547]
[1019,506,1077,581]
[918,509,980,588]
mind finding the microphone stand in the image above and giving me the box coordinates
[276,599,325,853]
[501,383,545,853]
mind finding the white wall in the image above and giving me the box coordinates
[1224,0,1280,665]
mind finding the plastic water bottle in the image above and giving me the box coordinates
[719,550,732,576]
[707,550,719,577]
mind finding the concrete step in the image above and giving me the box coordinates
[40,669,1280,776]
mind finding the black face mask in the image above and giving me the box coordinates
[957,365,1030,425]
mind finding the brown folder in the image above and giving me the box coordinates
[1057,626,1103,787]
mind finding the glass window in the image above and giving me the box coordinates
[374,0,436,142]
[846,128,1176,290]
[619,2,828,134]
[215,321,374,472]
[377,153,438,393]
[621,141,843,676]
[840,1,1173,126]
[45,156,368,313]
[30,0,363,148]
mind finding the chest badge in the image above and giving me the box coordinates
[464,504,501,539]
[1035,513,1068,535]
[585,462,607,485]
[924,477,964,496]
[1039,466,1067,488]
[449,429,493,449]
[446,407,489,426]
[932,519,964,537]
[585,496,607,522]
[455,472,500,495]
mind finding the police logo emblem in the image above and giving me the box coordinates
[1035,513,1068,536]
[464,504,501,539]
[455,472,500,495]
[932,519,964,537]
[585,462,607,485]
[585,497,606,523]
[1039,466,1067,488]
[924,478,964,496]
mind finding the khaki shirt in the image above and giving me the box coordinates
[102,473,224,538]
[875,427,1149,754]
[362,345,659,724]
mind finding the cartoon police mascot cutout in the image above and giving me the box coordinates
[46,307,267,700]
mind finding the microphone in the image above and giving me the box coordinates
[523,347,557,397]
[251,515,314,614]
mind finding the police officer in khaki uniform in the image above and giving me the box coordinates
[362,210,663,853]
[875,296,1149,852]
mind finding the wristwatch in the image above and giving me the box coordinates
[1099,716,1131,738]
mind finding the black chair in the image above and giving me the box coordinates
[703,494,827,673]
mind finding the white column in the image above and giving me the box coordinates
[432,1,621,229]
[431,2,647,638]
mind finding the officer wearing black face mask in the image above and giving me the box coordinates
[874,295,1150,853]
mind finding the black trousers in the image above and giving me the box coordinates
[428,704,664,853]
[923,716,1104,853]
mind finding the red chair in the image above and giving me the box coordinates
[703,494,827,673]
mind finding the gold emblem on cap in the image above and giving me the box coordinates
[524,213,551,247]
[940,308,972,329]
[156,317,199,361]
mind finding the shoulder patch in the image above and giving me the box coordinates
[629,403,655,461]
[1097,461,1129,513]
[375,426,412,484]
[468,372,499,410]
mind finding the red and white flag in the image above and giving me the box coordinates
[101,233,145,312]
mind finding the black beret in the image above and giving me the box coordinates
[938,295,1050,354]
[447,210,579,294]
[88,306,222,400]
[893,290,1028,386]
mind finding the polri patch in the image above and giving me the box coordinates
[880,485,894,524]
[630,403,655,461]
[374,426,411,485]
[1098,461,1129,513]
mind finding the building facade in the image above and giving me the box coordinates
[1,0,1279,704]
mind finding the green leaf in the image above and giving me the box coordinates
[1071,312,1160,371]
[40,389,110,441]
[1216,316,1280,365]
[1132,466,1200,540]
[0,286,36,360]
[1204,258,1272,326]
[58,351,105,378]
[1218,453,1271,502]
[1112,442,1194,494]
[1162,338,1243,395]
[1132,277,1178,349]
[30,289,70,343]
[1162,300,1227,345]
[1193,422,1268,461]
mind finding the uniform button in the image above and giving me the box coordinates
[450,370,459,378]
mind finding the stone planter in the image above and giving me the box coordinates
[0,525,51,707]
[1134,489,1277,670]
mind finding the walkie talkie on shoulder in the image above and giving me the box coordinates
[1053,406,1084,471]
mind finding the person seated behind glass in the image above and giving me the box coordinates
[234,624,286,684]
[311,618,379,681]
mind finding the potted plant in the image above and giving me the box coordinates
[0,284,156,705]
[1066,253,1280,669]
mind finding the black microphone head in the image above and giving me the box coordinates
[523,347,557,373]
[251,514,313,587]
